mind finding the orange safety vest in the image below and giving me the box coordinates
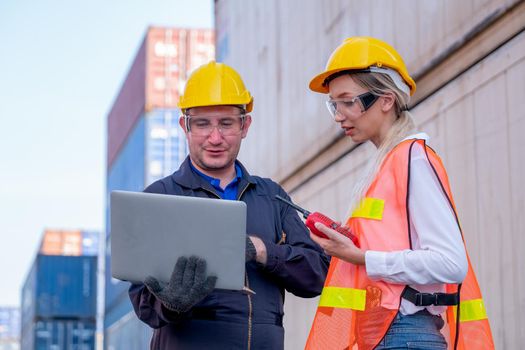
[305,139,494,350]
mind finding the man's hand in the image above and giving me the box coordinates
[144,256,217,313]
[247,236,267,265]
[245,236,257,262]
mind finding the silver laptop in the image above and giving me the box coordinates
[110,190,246,290]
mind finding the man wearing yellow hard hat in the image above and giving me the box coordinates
[129,61,329,349]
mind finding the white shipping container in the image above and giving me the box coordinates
[215,0,525,348]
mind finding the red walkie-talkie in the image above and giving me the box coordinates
[275,195,359,247]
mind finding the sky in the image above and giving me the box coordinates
[0,0,213,307]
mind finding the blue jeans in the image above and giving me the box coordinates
[374,310,447,349]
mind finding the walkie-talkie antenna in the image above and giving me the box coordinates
[275,195,311,218]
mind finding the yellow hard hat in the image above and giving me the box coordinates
[309,37,416,96]
[178,61,253,112]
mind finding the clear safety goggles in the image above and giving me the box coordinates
[184,114,246,137]
[326,92,379,120]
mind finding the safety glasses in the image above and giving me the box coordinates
[184,114,246,137]
[325,92,379,120]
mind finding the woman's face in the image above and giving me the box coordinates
[327,74,395,147]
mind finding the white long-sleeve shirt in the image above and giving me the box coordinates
[364,133,468,315]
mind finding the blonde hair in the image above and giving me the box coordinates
[346,72,417,215]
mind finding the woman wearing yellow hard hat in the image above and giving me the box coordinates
[304,37,494,350]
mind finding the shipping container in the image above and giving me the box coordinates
[19,321,33,350]
[80,231,100,256]
[39,230,99,256]
[104,310,150,350]
[215,0,525,348]
[103,254,131,318]
[20,264,37,331]
[20,319,95,350]
[21,255,97,324]
[104,117,146,313]
[0,307,20,350]
[107,27,214,169]
[104,26,215,347]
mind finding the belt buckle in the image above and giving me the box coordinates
[415,292,435,306]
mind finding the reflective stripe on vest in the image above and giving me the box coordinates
[454,298,488,322]
[318,286,366,311]
[351,197,385,220]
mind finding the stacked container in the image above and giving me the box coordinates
[20,230,98,350]
[104,27,214,349]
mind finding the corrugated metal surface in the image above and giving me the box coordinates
[104,116,145,315]
[19,321,33,350]
[20,263,36,331]
[103,249,130,319]
[107,40,146,169]
[145,28,214,112]
[107,27,215,169]
[40,230,83,256]
[103,293,135,331]
[39,230,99,256]
[23,319,95,350]
[103,252,133,331]
[105,311,151,350]
[145,109,188,185]
[80,231,100,256]
[21,255,97,324]
[106,38,147,170]
[215,0,525,348]
[215,0,523,181]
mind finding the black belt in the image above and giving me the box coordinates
[401,286,459,306]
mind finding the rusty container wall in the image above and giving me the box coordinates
[145,27,214,112]
[106,39,147,169]
[107,27,215,170]
[215,0,525,348]
[39,229,99,256]
[145,28,181,111]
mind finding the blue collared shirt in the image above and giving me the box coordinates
[189,161,243,200]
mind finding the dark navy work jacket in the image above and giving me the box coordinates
[129,157,329,349]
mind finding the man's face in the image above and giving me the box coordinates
[179,105,252,175]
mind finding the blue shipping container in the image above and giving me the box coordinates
[21,319,95,350]
[104,307,151,350]
[81,231,100,256]
[103,250,131,325]
[21,255,97,324]
[104,292,135,331]
[20,319,34,350]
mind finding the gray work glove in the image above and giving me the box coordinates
[246,236,257,262]
[144,256,217,313]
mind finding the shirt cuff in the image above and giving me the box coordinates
[365,250,388,280]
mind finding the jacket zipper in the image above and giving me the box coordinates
[203,183,253,349]
[236,183,252,350]
[245,272,253,350]
[201,188,221,199]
